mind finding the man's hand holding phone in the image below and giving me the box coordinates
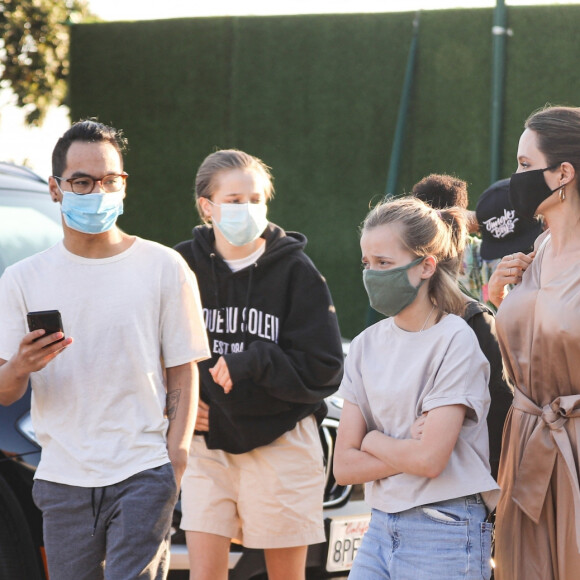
[0,310,73,406]
[23,310,73,371]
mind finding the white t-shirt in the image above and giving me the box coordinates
[338,314,500,513]
[0,238,210,487]
[224,243,266,272]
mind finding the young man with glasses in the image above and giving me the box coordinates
[0,119,210,579]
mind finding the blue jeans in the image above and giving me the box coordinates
[349,495,492,580]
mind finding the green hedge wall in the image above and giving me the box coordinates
[69,6,580,338]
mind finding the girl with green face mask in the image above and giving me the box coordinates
[334,197,499,580]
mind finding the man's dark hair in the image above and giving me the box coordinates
[411,173,469,210]
[52,119,128,176]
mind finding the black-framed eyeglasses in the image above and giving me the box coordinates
[54,172,128,195]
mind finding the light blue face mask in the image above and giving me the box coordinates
[60,190,124,234]
[210,201,268,246]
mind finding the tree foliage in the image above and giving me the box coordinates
[0,0,93,125]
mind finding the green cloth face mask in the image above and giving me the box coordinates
[363,257,425,317]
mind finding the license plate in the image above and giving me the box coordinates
[326,513,371,572]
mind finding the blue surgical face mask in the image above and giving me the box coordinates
[210,201,268,246]
[59,188,125,234]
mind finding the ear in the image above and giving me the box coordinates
[198,197,213,220]
[559,161,576,187]
[48,177,62,203]
[420,256,438,279]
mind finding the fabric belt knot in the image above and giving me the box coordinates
[511,388,580,552]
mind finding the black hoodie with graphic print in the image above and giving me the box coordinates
[174,222,344,454]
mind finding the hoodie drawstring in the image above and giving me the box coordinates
[91,487,106,536]
[210,251,257,351]
[209,253,221,311]
[241,264,257,349]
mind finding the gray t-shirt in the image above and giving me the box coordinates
[339,313,500,512]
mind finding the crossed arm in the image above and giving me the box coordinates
[333,401,399,485]
[333,400,467,485]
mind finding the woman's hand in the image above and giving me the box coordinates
[411,413,427,440]
[488,251,535,308]
[195,399,210,431]
[209,356,233,393]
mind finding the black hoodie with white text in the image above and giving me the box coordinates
[174,222,344,454]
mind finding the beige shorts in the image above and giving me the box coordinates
[180,415,326,549]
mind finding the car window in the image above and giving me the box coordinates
[0,189,62,276]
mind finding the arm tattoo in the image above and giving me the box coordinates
[166,389,181,421]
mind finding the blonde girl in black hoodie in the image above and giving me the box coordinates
[175,149,344,580]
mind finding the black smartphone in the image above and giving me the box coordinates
[27,310,65,344]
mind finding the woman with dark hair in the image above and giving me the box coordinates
[490,106,580,580]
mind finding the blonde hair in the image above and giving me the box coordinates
[362,197,467,316]
[194,149,274,221]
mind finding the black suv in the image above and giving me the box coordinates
[0,163,369,580]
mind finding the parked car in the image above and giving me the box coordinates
[0,163,370,580]
[0,162,62,580]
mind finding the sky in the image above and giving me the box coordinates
[85,0,579,20]
[1,0,579,177]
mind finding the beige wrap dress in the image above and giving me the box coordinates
[494,231,580,580]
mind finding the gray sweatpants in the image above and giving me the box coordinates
[32,463,178,580]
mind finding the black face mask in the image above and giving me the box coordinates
[509,164,560,219]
